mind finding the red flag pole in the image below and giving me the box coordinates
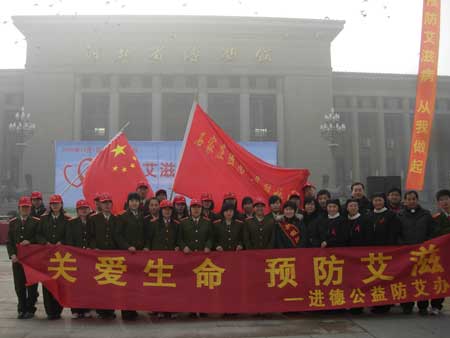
[60,121,131,196]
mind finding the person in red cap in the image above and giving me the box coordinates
[146,199,180,319]
[201,192,219,221]
[243,197,275,250]
[177,198,213,318]
[288,190,302,210]
[30,191,46,218]
[66,199,92,319]
[7,196,40,319]
[87,193,119,319]
[155,189,168,203]
[36,194,71,320]
[178,198,213,254]
[173,195,189,220]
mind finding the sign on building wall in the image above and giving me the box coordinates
[55,140,277,208]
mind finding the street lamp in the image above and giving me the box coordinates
[320,108,347,194]
[8,107,36,188]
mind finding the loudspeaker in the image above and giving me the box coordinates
[366,176,402,197]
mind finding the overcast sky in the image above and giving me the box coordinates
[0,0,449,75]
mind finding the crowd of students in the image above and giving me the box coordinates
[6,181,450,320]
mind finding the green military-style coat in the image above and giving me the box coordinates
[212,218,244,251]
[88,212,119,250]
[66,217,91,249]
[243,215,275,249]
[36,212,70,244]
[177,216,213,251]
[146,216,180,250]
[114,209,146,250]
[6,216,39,258]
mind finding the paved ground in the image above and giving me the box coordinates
[0,246,449,338]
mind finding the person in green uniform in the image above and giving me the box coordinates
[244,197,275,250]
[430,189,450,315]
[201,192,219,221]
[88,193,118,320]
[178,198,213,253]
[7,196,39,319]
[213,202,244,252]
[36,194,70,320]
[146,199,180,319]
[66,199,92,319]
[114,192,147,321]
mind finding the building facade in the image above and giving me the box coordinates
[0,15,449,203]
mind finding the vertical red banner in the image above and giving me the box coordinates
[406,0,441,190]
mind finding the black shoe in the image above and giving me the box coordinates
[419,308,428,316]
[23,312,34,319]
[47,314,61,320]
[402,307,413,315]
[17,312,25,319]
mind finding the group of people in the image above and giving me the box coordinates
[6,180,450,320]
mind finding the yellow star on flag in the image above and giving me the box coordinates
[122,167,127,173]
[112,165,118,171]
[111,144,127,157]
[130,163,136,169]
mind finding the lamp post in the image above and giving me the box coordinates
[8,107,36,188]
[320,108,347,194]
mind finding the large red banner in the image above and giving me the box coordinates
[173,104,310,209]
[406,0,440,190]
[17,235,450,313]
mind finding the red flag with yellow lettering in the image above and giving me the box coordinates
[82,132,151,214]
[172,103,309,209]
[406,0,441,190]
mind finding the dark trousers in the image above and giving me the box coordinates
[43,286,63,317]
[401,300,429,312]
[431,298,445,310]
[96,309,115,318]
[12,262,38,314]
[121,310,138,320]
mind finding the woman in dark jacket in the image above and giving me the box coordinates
[302,197,322,247]
[273,201,308,248]
[213,202,244,252]
[346,199,372,247]
[319,199,349,248]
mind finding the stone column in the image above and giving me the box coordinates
[350,97,361,182]
[109,75,119,136]
[151,75,162,140]
[376,97,387,176]
[239,76,250,141]
[276,78,285,166]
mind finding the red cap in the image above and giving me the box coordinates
[223,192,236,200]
[99,193,112,203]
[30,191,42,200]
[18,196,32,207]
[288,190,301,199]
[173,195,187,205]
[160,199,173,209]
[302,182,316,190]
[253,197,266,207]
[76,199,90,209]
[200,192,213,201]
[49,194,63,204]
[136,180,149,189]
[190,198,202,207]
[93,192,102,202]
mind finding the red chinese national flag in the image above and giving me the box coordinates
[173,103,310,210]
[82,132,152,214]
